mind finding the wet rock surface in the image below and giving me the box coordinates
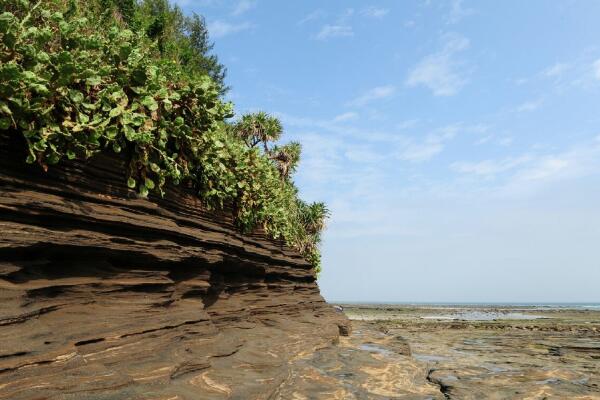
[323,305,600,399]
[0,140,349,400]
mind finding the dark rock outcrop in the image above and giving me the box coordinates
[0,137,349,399]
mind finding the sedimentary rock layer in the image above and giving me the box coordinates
[0,137,348,400]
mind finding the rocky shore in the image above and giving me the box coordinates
[0,140,349,400]
[282,304,600,399]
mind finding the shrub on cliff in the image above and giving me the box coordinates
[0,0,327,271]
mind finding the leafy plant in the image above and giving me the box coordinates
[0,0,328,272]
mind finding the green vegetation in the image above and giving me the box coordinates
[0,0,328,271]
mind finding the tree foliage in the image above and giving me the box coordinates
[0,0,328,272]
[95,0,227,92]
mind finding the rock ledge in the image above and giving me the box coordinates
[0,138,349,400]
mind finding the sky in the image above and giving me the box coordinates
[174,0,600,303]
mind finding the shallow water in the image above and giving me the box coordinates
[421,310,546,321]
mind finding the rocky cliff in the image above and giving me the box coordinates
[0,137,349,400]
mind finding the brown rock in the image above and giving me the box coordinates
[0,137,347,399]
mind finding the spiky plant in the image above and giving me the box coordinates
[270,141,301,180]
[301,201,330,235]
[233,112,282,152]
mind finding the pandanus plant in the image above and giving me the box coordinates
[270,142,301,180]
[300,201,329,235]
[232,112,301,180]
[233,111,282,152]
[231,112,329,269]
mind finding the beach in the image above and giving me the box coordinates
[278,304,600,399]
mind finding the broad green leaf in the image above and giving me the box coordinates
[109,107,123,118]
[0,118,11,130]
[145,178,155,190]
[139,185,149,198]
[86,76,102,86]
[69,90,84,104]
[141,96,158,111]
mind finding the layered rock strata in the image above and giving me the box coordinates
[0,137,348,400]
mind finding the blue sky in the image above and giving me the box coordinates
[175,0,600,303]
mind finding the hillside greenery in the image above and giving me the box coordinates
[0,0,328,271]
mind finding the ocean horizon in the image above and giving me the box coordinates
[334,301,600,310]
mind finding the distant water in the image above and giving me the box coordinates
[338,302,600,311]
[421,310,547,321]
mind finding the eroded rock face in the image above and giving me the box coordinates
[0,138,349,400]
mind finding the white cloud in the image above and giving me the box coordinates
[347,85,396,106]
[406,33,470,96]
[208,20,253,38]
[518,157,570,181]
[543,62,570,78]
[231,0,256,16]
[361,7,389,18]
[398,140,444,162]
[397,119,419,130]
[516,98,543,112]
[593,59,600,80]
[315,24,353,40]
[452,137,600,197]
[447,0,474,24]
[451,156,531,177]
[298,9,326,25]
[397,125,458,163]
[333,112,359,122]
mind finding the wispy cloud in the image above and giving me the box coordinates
[333,112,359,122]
[397,119,419,130]
[398,140,444,163]
[298,9,326,25]
[515,98,543,112]
[517,157,570,182]
[208,20,253,38]
[451,136,600,197]
[231,0,256,16]
[347,85,396,106]
[315,24,354,40]
[543,62,570,78]
[593,59,600,80]
[446,0,474,24]
[360,7,389,18]
[406,33,470,96]
[312,7,387,39]
[498,149,595,197]
[516,55,600,92]
[451,156,531,177]
[397,125,458,163]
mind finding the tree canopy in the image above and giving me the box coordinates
[96,0,227,92]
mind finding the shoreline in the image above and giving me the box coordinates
[279,304,600,398]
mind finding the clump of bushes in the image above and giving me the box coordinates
[0,0,328,271]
